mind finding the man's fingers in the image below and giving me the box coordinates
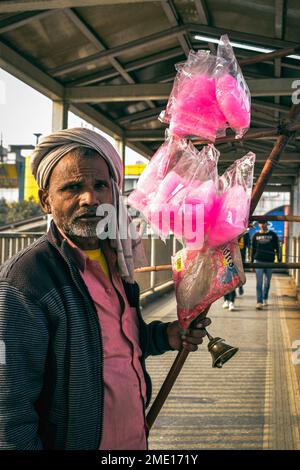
[195,317,211,328]
[182,341,199,352]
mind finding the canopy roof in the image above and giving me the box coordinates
[1,0,300,186]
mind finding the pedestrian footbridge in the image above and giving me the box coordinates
[144,273,300,450]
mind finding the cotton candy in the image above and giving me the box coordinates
[169,74,227,140]
[216,73,250,136]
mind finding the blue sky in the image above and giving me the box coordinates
[0,67,147,164]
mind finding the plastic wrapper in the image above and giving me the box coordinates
[172,240,246,330]
[215,35,251,138]
[129,142,220,249]
[208,152,255,247]
[160,50,227,140]
[159,35,251,141]
[128,136,187,221]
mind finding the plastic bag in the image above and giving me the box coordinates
[128,136,187,221]
[159,35,251,141]
[215,35,251,138]
[160,50,227,141]
[208,152,255,247]
[129,142,220,249]
[172,240,246,330]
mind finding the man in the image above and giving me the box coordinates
[251,222,281,309]
[237,230,250,296]
[0,128,209,450]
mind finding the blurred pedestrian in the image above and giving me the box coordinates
[251,222,281,309]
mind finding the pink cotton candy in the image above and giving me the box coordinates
[216,73,250,133]
[208,185,249,247]
[169,75,227,140]
[155,171,186,203]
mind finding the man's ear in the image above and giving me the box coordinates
[38,188,51,214]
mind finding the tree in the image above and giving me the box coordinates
[0,197,43,226]
[0,198,8,226]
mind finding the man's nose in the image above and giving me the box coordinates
[79,190,99,207]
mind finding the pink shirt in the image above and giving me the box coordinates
[62,235,147,450]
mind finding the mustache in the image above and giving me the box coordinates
[73,210,98,220]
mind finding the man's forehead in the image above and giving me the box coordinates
[54,151,110,174]
[47,151,112,187]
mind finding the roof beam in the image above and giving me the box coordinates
[218,152,300,163]
[0,1,155,13]
[69,104,122,139]
[274,0,286,118]
[193,0,216,54]
[161,0,190,57]
[259,185,291,192]
[254,176,295,185]
[0,10,56,34]
[275,0,285,39]
[0,40,129,142]
[65,78,300,103]
[68,47,183,86]
[63,8,135,86]
[49,23,300,77]
[252,99,289,114]
[0,40,63,100]
[118,106,164,125]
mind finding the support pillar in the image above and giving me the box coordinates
[47,100,69,229]
[51,100,69,132]
[115,135,126,193]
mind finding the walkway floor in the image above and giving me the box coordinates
[143,273,300,450]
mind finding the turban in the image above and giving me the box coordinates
[30,127,147,283]
[30,127,123,190]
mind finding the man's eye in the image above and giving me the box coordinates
[64,184,81,191]
[95,182,108,189]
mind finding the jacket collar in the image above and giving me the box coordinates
[47,220,85,272]
[46,220,117,273]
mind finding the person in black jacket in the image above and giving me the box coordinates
[251,222,281,309]
[0,128,210,450]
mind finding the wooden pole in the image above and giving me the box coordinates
[250,103,300,214]
[145,102,300,432]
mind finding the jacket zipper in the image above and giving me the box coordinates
[66,258,104,449]
[50,237,104,449]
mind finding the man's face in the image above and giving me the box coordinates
[259,222,268,232]
[39,151,113,244]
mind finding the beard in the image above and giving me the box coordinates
[51,208,99,239]
[67,219,98,238]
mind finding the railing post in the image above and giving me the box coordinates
[296,237,300,287]
[150,233,156,289]
[291,237,296,280]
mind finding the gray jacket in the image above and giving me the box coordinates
[0,222,172,449]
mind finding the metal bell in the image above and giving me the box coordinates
[205,330,239,368]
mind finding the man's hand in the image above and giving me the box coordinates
[167,317,212,352]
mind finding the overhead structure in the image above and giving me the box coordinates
[0,0,300,187]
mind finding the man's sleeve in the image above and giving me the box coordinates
[139,318,173,359]
[0,282,49,449]
[274,233,282,262]
[250,234,256,262]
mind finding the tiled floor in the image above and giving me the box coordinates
[143,273,300,450]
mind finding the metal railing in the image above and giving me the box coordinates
[0,232,44,265]
[0,231,177,296]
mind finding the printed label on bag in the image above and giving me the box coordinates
[175,253,184,272]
